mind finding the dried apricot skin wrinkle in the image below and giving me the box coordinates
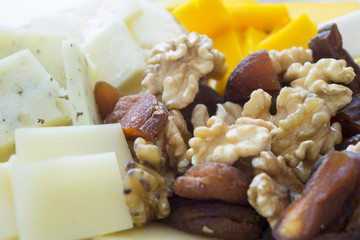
[104,93,169,141]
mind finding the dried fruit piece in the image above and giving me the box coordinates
[308,23,360,94]
[312,231,360,240]
[94,81,122,120]
[224,49,281,106]
[180,83,223,132]
[333,93,360,139]
[273,151,359,240]
[164,197,264,240]
[173,162,251,204]
[309,24,360,147]
[104,93,169,141]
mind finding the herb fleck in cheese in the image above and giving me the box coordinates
[62,39,100,125]
[0,26,67,88]
[0,49,70,155]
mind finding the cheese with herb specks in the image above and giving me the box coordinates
[0,27,67,88]
[0,49,70,155]
[63,39,101,125]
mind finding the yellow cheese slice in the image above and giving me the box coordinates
[172,0,233,38]
[256,14,317,52]
[211,28,243,95]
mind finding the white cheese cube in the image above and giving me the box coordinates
[0,27,67,88]
[28,13,85,44]
[80,0,143,43]
[0,49,70,155]
[28,0,143,46]
[62,39,101,125]
[12,152,133,240]
[83,20,146,94]
[0,162,18,240]
[129,0,185,49]
[92,222,215,240]
[15,124,132,178]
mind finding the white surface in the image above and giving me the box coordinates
[0,0,89,27]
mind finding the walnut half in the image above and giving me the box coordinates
[142,32,227,110]
[186,116,275,166]
[123,162,170,227]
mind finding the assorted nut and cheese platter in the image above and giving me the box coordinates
[1,0,360,239]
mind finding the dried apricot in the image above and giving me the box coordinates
[104,93,169,141]
[224,49,281,106]
[94,81,122,120]
[180,83,223,132]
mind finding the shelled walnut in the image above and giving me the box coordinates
[123,161,170,227]
[186,116,275,166]
[248,151,304,227]
[156,110,191,174]
[269,46,313,76]
[133,137,164,172]
[142,32,227,110]
[284,59,354,115]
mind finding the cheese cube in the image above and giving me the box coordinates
[62,39,101,125]
[0,27,67,88]
[230,3,290,32]
[29,0,143,46]
[0,49,70,156]
[28,13,85,44]
[129,0,185,49]
[12,152,133,240]
[241,27,268,56]
[210,29,243,95]
[83,20,146,94]
[81,0,143,42]
[172,0,233,38]
[256,14,317,51]
[15,124,132,178]
[93,222,215,240]
[0,162,18,240]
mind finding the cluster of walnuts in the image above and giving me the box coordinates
[103,31,359,239]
